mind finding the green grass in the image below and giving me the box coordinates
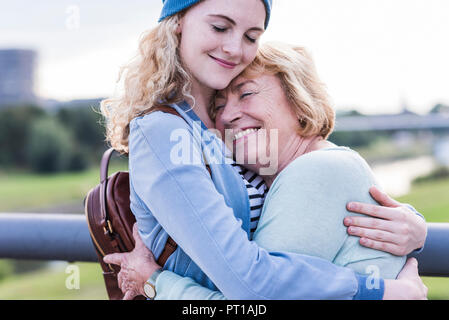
[421,277,449,300]
[398,178,449,223]
[0,262,107,300]
[0,160,128,212]
[398,178,449,300]
[0,169,98,212]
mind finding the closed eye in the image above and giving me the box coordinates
[212,25,227,33]
[245,35,257,43]
[240,92,255,99]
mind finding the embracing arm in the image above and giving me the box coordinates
[150,146,423,299]
[344,186,427,256]
[156,271,226,300]
[128,113,380,300]
[154,257,427,300]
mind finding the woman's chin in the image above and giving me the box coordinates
[206,78,233,91]
[201,69,240,90]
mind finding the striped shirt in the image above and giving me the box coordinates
[231,163,268,240]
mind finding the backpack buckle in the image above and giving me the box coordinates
[103,220,114,235]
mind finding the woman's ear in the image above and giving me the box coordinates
[176,18,183,34]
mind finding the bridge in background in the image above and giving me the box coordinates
[335,113,449,132]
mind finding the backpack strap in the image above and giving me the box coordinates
[102,147,177,266]
[99,148,115,235]
[151,105,183,117]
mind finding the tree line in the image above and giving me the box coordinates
[0,104,107,173]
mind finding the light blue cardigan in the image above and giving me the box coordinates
[128,102,383,299]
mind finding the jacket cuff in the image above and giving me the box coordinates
[352,274,385,300]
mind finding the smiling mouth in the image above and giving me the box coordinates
[233,127,261,142]
[209,55,238,69]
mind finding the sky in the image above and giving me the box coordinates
[1,0,448,114]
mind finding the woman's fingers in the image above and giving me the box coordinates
[347,225,406,255]
[132,223,145,249]
[344,216,394,232]
[384,258,428,299]
[346,202,397,220]
[397,258,419,279]
[123,290,138,300]
[357,237,405,256]
[103,253,124,266]
[348,226,399,243]
[344,203,426,255]
[346,221,412,255]
[369,186,401,208]
[117,270,124,292]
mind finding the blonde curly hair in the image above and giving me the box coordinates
[100,14,194,153]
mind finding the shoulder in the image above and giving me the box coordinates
[271,147,378,201]
[130,110,190,136]
[282,147,374,183]
[296,147,367,170]
[129,109,193,150]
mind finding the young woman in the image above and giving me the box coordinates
[102,0,427,300]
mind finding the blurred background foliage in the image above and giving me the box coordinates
[0,103,105,174]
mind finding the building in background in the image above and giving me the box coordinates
[0,49,37,107]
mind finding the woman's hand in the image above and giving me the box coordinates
[383,258,428,300]
[103,223,162,300]
[344,186,427,256]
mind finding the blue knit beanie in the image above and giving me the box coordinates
[159,0,272,29]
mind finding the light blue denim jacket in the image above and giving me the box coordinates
[128,102,383,299]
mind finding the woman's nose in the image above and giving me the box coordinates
[222,35,243,59]
[221,103,241,126]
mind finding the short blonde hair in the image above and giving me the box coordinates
[234,42,335,139]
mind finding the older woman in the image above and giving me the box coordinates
[104,42,428,300]
[214,42,406,278]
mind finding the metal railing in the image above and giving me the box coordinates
[0,213,448,277]
[0,213,97,262]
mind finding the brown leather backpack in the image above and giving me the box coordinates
[84,106,184,300]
